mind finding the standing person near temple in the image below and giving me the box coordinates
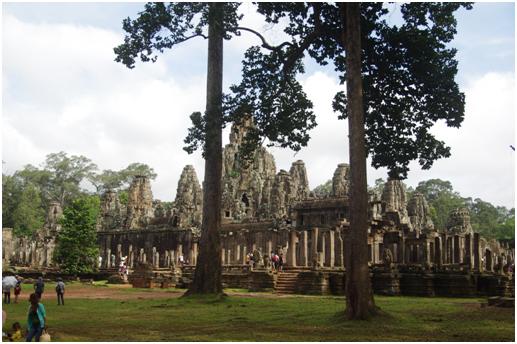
[33,277,45,300]
[55,278,65,306]
[13,276,22,304]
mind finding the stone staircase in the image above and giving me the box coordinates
[274,271,300,294]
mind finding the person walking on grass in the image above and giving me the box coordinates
[34,277,44,300]
[14,277,22,304]
[26,293,46,342]
[55,278,65,306]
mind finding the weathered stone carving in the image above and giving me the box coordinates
[174,165,203,228]
[383,248,394,271]
[446,208,473,235]
[44,201,63,234]
[381,178,411,229]
[97,190,123,231]
[407,193,434,234]
[124,176,154,229]
[270,170,295,219]
[332,163,350,197]
[221,118,276,221]
[289,160,310,201]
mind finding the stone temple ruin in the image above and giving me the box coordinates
[2,119,515,297]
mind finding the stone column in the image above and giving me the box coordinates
[287,230,298,267]
[434,236,442,266]
[311,227,319,267]
[473,233,480,271]
[236,244,241,265]
[107,248,111,268]
[465,234,472,269]
[302,231,309,267]
[398,237,405,264]
[321,231,327,267]
[338,231,344,267]
[221,249,226,265]
[329,230,335,267]
[193,243,198,265]
[267,239,273,255]
[152,247,157,267]
[242,245,247,264]
[425,241,431,264]
[453,235,460,264]
[442,233,448,264]
[227,249,232,265]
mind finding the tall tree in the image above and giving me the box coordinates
[43,152,98,207]
[223,2,470,318]
[116,2,316,294]
[54,195,100,274]
[91,162,157,194]
[115,2,247,294]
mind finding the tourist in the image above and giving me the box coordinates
[3,281,12,304]
[13,277,22,304]
[278,253,284,272]
[178,254,185,266]
[33,277,45,300]
[8,322,23,341]
[26,293,46,342]
[55,278,65,306]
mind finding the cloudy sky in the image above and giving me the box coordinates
[2,2,515,208]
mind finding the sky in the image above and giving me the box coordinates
[2,2,515,209]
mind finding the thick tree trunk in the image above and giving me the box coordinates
[342,2,377,319]
[187,3,224,295]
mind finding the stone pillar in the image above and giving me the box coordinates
[221,249,226,265]
[227,249,232,265]
[338,231,344,267]
[302,231,309,267]
[465,234,472,269]
[311,228,319,267]
[321,231,327,267]
[242,245,247,264]
[155,251,160,268]
[442,234,448,264]
[473,233,480,271]
[329,230,335,267]
[287,230,298,267]
[453,235,460,264]
[398,237,405,264]
[267,239,273,255]
[434,237,442,266]
[152,247,157,267]
[107,248,111,267]
[192,242,198,266]
[425,241,431,264]
[178,244,183,257]
[236,244,241,265]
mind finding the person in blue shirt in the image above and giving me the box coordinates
[26,293,46,342]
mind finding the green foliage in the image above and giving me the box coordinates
[55,195,100,274]
[43,151,98,207]
[11,183,46,237]
[415,179,514,240]
[118,190,129,206]
[312,179,332,197]
[92,162,157,193]
[114,2,243,69]
[368,178,386,196]
[226,3,470,179]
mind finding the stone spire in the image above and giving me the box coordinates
[221,116,276,220]
[446,208,473,235]
[381,178,411,228]
[407,192,434,234]
[270,170,295,219]
[44,201,63,234]
[174,165,203,228]
[289,160,310,201]
[332,163,350,197]
[97,190,124,231]
[124,176,154,229]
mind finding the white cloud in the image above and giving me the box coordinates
[2,12,515,210]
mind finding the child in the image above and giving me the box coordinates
[8,322,22,342]
[14,278,22,304]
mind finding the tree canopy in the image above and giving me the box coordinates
[54,195,100,274]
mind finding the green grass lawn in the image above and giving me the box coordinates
[2,285,514,341]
